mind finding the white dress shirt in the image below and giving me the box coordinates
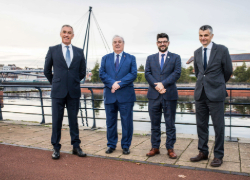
[159,51,168,65]
[61,43,73,62]
[202,42,213,64]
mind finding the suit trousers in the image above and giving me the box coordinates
[195,89,225,159]
[51,93,81,150]
[149,95,177,149]
[105,101,134,149]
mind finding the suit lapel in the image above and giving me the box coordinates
[162,52,171,71]
[154,53,161,71]
[111,52,116,72]
[116,52,126,74]
[58,44,68,68]
[205,42,217,72]
[196,47,204,74]
[69,45,77,68]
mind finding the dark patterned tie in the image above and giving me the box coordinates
[115,54,119,72]
[204,48,207,70]
[160,54,165,71]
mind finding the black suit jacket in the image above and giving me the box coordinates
[44,44,86,98]
[145,52,181,100]
[194,42,232,101]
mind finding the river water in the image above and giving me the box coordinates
[2,87,250,138]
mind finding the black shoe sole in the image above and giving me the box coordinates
[146,152,160,157]
[52,156,60,160]
[72,151,87,157]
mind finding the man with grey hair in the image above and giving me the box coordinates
[99,35,137,155]
[44,24,86,159]
[190,25,232,167]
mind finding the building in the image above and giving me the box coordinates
[8,64,16,70]
[186,53,250,71]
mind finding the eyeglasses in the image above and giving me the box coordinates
[157,41,168,44]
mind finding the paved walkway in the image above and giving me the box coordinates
[0,120,250,178]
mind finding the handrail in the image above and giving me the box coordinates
[0,84,249,141]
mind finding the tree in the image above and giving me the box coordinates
[138,64,145,72]
[91,61,101,82]
[233,62,248,82]
[187,66,194,74]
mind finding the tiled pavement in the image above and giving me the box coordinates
[0,120,249,176]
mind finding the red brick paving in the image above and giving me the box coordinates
[0,144,248,180]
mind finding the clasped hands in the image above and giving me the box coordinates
[111,81,121,93]
[154,82,166,94]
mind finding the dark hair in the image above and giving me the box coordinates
[157,33,169,41]
[199,25,213,34]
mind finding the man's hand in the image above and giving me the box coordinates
[111,81,121,93]
[159,88,166,94]
[154,82,164,91]
[112,81,121,90]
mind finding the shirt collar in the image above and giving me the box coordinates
[159,50,168,57]
[202,42,213,50]
[62,43,72,48]
[115,51,123,57]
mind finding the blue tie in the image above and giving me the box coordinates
[160,54,165,71]
[204,48,207,70]
[115,54,119,72]
[66,46,71,68]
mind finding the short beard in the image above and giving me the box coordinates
[158,46,168,53]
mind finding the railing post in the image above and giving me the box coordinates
[84,95,88,127]
[229,89,232,140]
[79,101,84,126]
[88,88,96,129]
[36,87,45,124]
[0,87,3,120]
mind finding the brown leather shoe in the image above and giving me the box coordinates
[190,152,208,162]
[167,149,177,159]
[210,158,223,167]
[146,148,160,157]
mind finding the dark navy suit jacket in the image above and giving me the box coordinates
[145,52,181,100]
[99,52,137,104]
[44,44,86,98]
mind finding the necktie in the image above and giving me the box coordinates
[204,48,207,70]
[66,46,71,68]
[160,54,165,71]
[115,54,119,72]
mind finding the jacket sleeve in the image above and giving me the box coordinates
[79,52,86,81]
[118,56,137,88]
[44,47,53,84]
[99,56,116,89]
[194,52,199,78]
[161,55,181,87]
[145,56,158,87]
[222,48,232,83]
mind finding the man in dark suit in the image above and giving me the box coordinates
[145,33,181,159]
[44,25,86,159]
[190,25,232,167]
[99,35,137,155]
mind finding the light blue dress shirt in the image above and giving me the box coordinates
[114,51,123,64]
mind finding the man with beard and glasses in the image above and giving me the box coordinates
[145,33,181,159]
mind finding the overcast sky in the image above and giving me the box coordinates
[1,0,250,69]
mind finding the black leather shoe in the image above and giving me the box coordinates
[52,149,60,159]
[72,147,87,157]
[210,158,223,167]
[190,151,208,162]
[123,148,130,155]
[105,147,115,154]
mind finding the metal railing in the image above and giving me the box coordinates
[0,85,249,141]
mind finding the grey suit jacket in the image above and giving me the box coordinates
[194,42,232,101]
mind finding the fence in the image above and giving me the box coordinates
[0,85,250,142]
